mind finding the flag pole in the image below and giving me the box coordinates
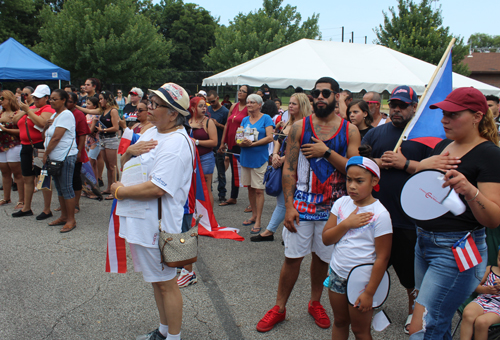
[393,38,456,152]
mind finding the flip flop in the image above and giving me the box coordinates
[54,206,62,211]
[244,205,252,213]
[49,219,67,226]
[219,200,236,206]
[105,194,114,200]
[242,219,256,226]
[0,199,11,206]
[101,191,111,195]
[75,206,80,214]
[14,202,24,210]
[60,223,77,233]
[250,227,261,234]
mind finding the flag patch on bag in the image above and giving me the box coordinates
[452,233,482,272]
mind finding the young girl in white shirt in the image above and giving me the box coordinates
[323,145,392,340]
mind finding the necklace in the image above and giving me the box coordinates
[231,103,246,123]
[157,125,182,134]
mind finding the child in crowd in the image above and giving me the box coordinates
[323,145,392,340]
[460,246,500,340]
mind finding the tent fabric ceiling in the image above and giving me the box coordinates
[202,39,500,96]
[0,38,70,81]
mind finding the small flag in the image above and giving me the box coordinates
[452,233,482,272]
[403,49,453,148]
[118,128,141,155]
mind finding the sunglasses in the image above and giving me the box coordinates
[208,99,217,104]
[0,97,3,101]
[312,89,335,99]
[366,101,379,105]
[117,92,122,94]
[137,109,148,113]
[388,101,410,110]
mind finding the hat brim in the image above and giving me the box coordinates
[429,100,467,112]
[148,89,190,116]
[389,95,413,104]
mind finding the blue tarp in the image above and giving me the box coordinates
[0,38,70,81]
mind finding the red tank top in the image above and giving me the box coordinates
[191,118,212,156]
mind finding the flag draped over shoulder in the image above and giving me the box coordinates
[402,49,453,148]
[106,129,243,273]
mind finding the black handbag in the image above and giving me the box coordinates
[45,140,74,177]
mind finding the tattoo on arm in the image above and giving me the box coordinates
[475,200,486,210]
[283,123,301,204]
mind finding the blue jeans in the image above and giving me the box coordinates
[265,191,285,233]
[215,151,227,199]
[410,227,487,340]
[53,155,77,199]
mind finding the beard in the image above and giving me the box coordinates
[313,100,336,118]
[390,112,413,128]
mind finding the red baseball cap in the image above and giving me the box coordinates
[429,87,488,114]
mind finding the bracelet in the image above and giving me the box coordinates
[115,186,124,200]
[465,188,480,202]
[403,159,410,171]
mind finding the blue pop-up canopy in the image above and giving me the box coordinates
[0,38,70,81]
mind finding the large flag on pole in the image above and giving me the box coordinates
[401,48,453,148]
[105,199,127,273]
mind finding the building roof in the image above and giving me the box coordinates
[462,53,500,74]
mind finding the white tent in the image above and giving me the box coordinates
[202,39,500,96]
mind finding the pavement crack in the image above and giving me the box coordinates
[42,284,101,339]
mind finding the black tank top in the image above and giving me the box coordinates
[100,109,115,137]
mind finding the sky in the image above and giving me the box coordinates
[170,0,497,45]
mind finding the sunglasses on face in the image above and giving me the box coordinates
[208,99,217,104]
[0,97,3,101]
[137,109,148,113]
[117,92,122,94]
[312,89,335,99]
[388,101,410,110]
[366,101,379,105]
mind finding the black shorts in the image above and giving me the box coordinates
[387,227,417,289]
[20,142,44,177]
[73,161,82,191]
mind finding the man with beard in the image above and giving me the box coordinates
[256,77,360,332]
[361,85,432,334]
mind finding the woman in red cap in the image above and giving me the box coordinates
[409,87,500,339]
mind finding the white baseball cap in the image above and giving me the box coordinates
[32,84,51,98]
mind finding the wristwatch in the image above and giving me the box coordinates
[195,140,199,146]
[323,148,332,159]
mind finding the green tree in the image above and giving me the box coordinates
[35,0,171,87]
[374,0,470,76]
[468,33,500,52]
[147,0,218,84]
[204,0,320,73]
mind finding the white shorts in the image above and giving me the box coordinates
[282,220,333,263]
[0,145,22,163]
[129,243,176,283]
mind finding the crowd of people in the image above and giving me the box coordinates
[2,77,500,340]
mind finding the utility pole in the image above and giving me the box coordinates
[365,36,367,44]
[351,31,354,43]
[342,26,344,42]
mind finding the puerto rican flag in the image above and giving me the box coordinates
[452,233,482,272]
[402,48,452,148]
[105,130,243,273]
[117,128,141,155]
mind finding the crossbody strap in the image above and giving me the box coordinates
[25,117,34,148]
[157,129,196,223]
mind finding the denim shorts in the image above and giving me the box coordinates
[53,155,77,199]
[327,267,348,294]
[87,144,100,160]
[199,152,215,175]
[100,135,119,150]
[410,227,487,340]
[181,213,193,233]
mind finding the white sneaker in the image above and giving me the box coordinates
[177,268,197,288]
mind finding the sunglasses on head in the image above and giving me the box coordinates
[388,101,410,110]
[312,89,335,99]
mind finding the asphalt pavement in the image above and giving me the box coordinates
[0,168,462,339]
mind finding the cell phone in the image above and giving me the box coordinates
[20,93,26,103]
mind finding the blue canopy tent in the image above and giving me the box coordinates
[0,38,70,84]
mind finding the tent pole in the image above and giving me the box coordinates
[59,80,61,89]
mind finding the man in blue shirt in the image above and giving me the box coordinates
[206,90,229,203]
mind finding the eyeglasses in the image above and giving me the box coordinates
[137,109,148,113]
[312,89,335,99]
[366,101,379,105]
[148,100,169,110]
[0,97,3,101]
[238,89,247,94]
[49,98,62,101]
[388,101,410,110]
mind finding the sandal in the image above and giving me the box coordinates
[101,191,111,195]
[54,206,62,211]
[250,227,261,234]
[244,205,252,213]
[219,199,236,206]
[75,206,80,214]
[60,223,77,233]
[242,219,256,226]
[0,199,11,206]
[14,202,24,210]
[404,314,413,334]
[105,194,114,200]
[49,218,67,226]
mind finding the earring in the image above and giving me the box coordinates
[473,122,476,128]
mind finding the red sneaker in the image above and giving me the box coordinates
[308,301,331,328]
[256,305,286,332]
